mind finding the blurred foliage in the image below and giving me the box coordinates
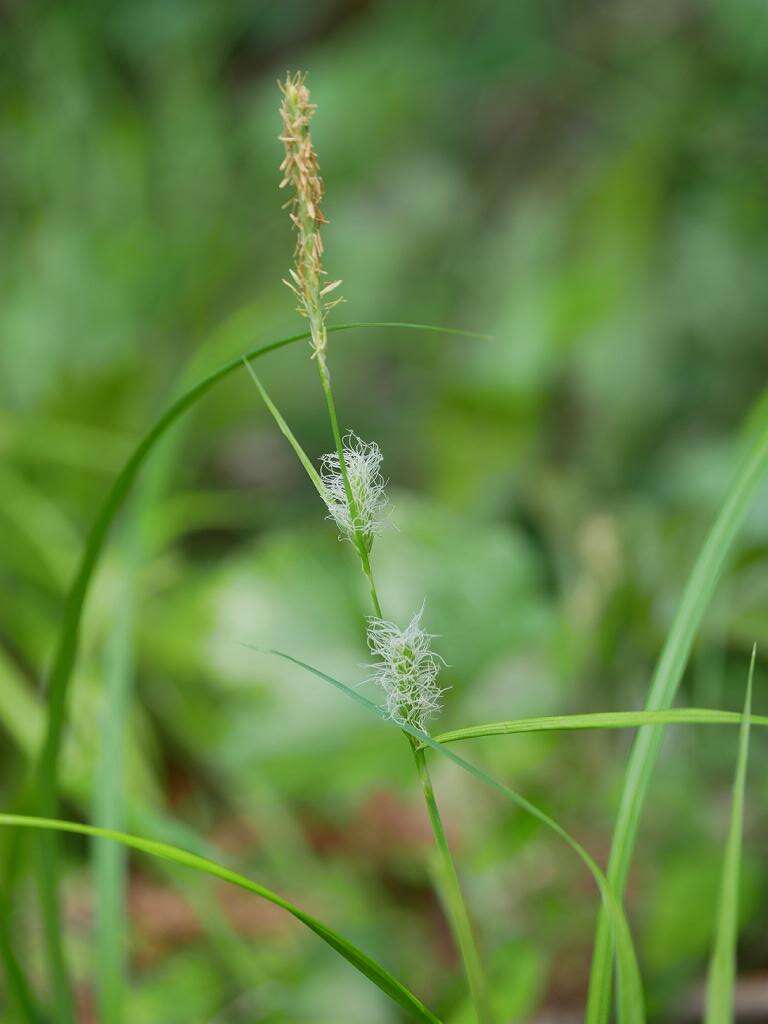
[2,1,768,1021]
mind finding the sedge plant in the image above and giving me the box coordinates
[268,70,491,1023]
[2,63,767,1024]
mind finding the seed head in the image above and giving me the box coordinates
[278,71,342,363]
[366,607,446,732]
[320,432,388,546]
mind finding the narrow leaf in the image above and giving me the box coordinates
[588,411,768,1022]
[94,518,140,1024]
[704,645,756,1024]
[0,814,442,1024]
[430,708,768,747]
[241,358,330,504]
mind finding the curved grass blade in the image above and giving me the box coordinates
[241,359,330,503]
[704,646,756,1024]
[94,516,140,1024]
[587,413,768,1023]
[20,321,480,1015]
[0,814,443,1024]
[0,642,296,1007]
[430,709,768,747]
[252,647,645,1024]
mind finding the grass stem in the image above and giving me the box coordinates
[316,358,383,617]
[315,351,487,1021]
[408,735,491,1024]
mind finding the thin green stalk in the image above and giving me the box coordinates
[244,361,489,1018]
[704,646,755,1023]
[315,359,383,616]
[245,353,489,1018]
[93,518,138,1024]
[0,760,39,1024]
[408,735,491,1024]
[312,355,487,1021]
[34,833,74,1022]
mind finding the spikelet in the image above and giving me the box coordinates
[278,72,343,364]
[366,607,446,731]
[320,432,388,546]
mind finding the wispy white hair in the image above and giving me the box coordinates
[366,606,446,731]
[320,431,388,543]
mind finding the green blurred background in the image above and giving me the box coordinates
[2,1,768,1021]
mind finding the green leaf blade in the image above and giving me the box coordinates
[241,358,330,504]
[0,814,443,1024]
[588,413,768,1022]
[704,646,756,1024]
[430,709,768,746]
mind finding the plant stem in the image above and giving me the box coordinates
[35,832,75,1022]
[94,515,139,1024]
[407,735,491,1024]
[314,353,489,1022]
[315,357,383,617]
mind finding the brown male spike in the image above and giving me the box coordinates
[278,72,342,365]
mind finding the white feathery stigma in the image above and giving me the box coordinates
[320,431,388,544]
[366,606,446,731]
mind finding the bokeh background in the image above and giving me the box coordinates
[3,1,768,1021]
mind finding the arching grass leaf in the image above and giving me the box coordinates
[704,646,756,1024]
[430,708,768,747]
[588,411,768,1023]
[0,814,443,1024]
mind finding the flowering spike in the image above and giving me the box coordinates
[320,432,388,545]
[366,607,446,731]
[278,71,342,363]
